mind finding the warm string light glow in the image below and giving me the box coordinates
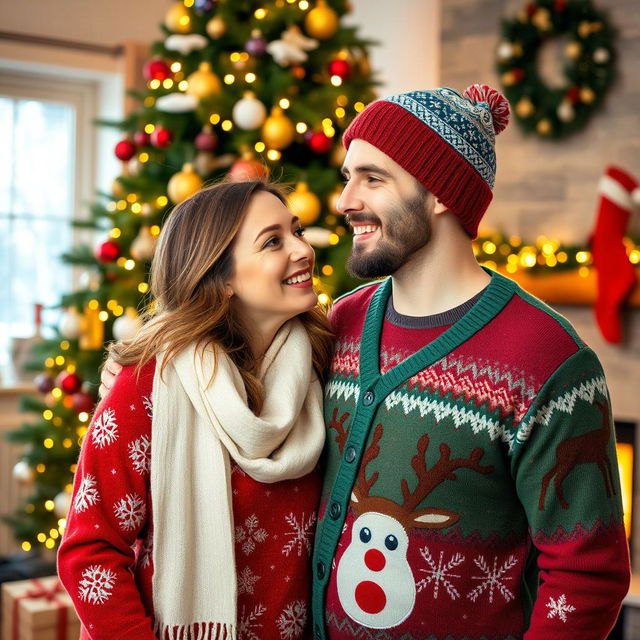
[473,234,640,274]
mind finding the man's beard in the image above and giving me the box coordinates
[346,190,432,279]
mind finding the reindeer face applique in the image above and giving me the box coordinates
[329,409,494,629]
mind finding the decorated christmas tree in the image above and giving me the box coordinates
[4,0,376,552]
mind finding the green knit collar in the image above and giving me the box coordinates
[359,269,518,392]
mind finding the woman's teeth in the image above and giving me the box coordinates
[284,271,311,285]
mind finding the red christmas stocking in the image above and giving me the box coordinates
[591,166,640,343]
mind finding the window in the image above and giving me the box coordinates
[0,66,114,383]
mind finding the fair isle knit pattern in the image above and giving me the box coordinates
[385,89,497,187]
[311,271,629,640]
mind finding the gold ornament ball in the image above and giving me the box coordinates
[330,143,346,168]
[304,0,339,40]
[532,8,551,31]
[501,71,517,86]
[186,62,221,100]
[112,179,124,197]
[206,16,226,39]
[536,119,552,135]
[515,97,535,118]
[578,21,591,38]
[261,108,296,150]
[580,87,596,104]
[327,185,344,214]
[565,41,582,60]
[194,151,218,176]
[288,182,322,225]
[165,3,192,34]
[167,164,204,203]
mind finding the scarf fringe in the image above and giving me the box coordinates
[153,621,236,640]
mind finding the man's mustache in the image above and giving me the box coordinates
[344,213,382,227]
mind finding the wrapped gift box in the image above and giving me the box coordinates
[2,576,80,640]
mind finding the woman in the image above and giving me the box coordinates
[58,180,334,640]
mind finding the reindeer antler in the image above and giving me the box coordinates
[355,424,383,498]
[329,408,350,453]
[401,436,494,512]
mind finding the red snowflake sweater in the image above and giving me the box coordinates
[58,359,321,640]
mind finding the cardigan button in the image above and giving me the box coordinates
[329,501,341,519]
[317,561,326,580]
[363,390,375,406]
[345,446,356,463]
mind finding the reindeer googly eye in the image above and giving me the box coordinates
[385,534,398,551]
[359,527,372,543]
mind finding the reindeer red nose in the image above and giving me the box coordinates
[364,548,386,572]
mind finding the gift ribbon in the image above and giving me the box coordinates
[12,577,69,640]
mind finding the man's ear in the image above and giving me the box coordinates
[433,198,448,215]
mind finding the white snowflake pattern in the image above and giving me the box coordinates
[235,514,268,555]
[276,600,307,640]
[127,435,151,475]
[467,554,518,603]
[238,603,266,640]
[282,512,316,557]
[546,594,576,623]
[138,536,153,569]
[237,566,261,594]
[78,565,116,604]
[416,546,465,600]
[142,395,153,418]
[73,473,100,513]
[92,408,119,448]
[113,493,146,530]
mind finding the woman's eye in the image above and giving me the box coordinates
[263,236,280,249]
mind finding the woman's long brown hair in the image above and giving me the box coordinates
[108,180,334,413]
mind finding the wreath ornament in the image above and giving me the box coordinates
[496,0,615,139]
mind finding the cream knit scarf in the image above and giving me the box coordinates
[149,320,325,640]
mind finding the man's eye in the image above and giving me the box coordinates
[294,226,306,237]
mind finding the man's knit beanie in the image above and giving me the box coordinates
[342,85,510,238]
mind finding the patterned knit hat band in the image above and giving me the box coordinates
[343,86,510,238]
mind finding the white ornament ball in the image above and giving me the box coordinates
[155,92,199,113]
[112,308,143,341]
[13,460,35,484]
[557,100,575,122]
[232,93,267,130]
[497,42,515,61]
[130,227,157,261]
[54,490,72,518]
[593,47,610,64]
[303,227,332,248]
[59,308,82,339]
[79,270,101,291]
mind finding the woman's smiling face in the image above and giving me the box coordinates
[227,190,317,332]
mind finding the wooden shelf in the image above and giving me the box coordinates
[496,267,640,307]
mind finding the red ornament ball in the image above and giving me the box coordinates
[35,373,55,394]
[71,390,95,413]
[143,58,173,82]
[553,0,567,11]
[56,371,82,395]
[566,86,581,104]
[133,130,151,147]
[306,131,334,154]
[525,3,538,17]
[114,139,137,161]
[95,240,120,263]
[150,126,173,148]
[328,58,352,80]
[195,129,218,152]
[228,157,269,182]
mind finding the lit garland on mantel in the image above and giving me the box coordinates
[473,232,640,275]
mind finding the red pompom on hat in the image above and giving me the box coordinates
[463,84,511,135]
[343,85,511,238]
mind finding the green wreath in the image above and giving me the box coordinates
[496,0,616,139]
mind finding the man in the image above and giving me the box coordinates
[309,85,629,640]
[100,85,630,639]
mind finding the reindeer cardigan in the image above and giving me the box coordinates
[311,270,630,640]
